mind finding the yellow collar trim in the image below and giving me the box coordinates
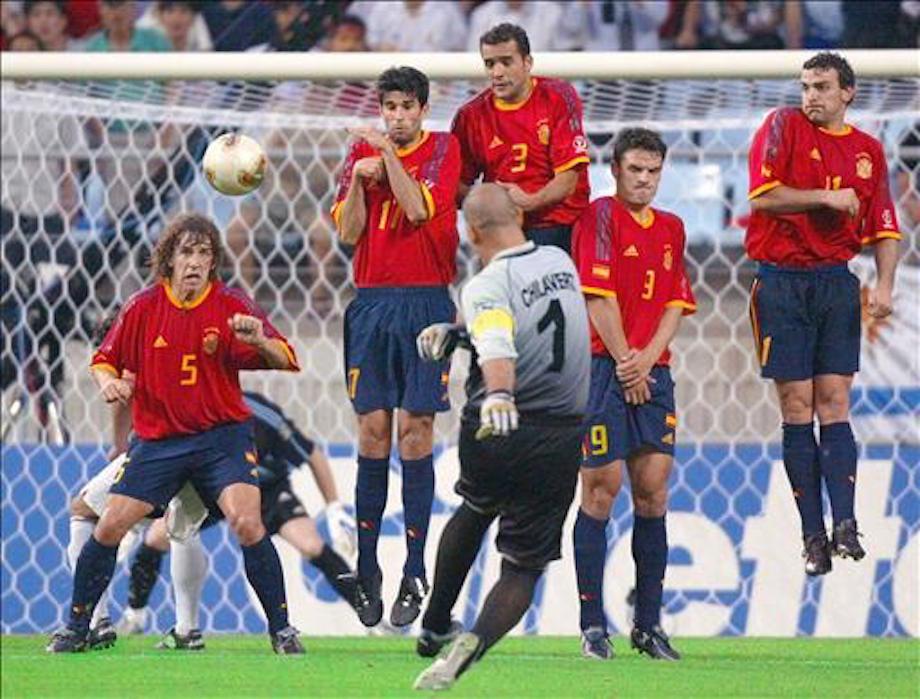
[493,78,537,111]
[818,124,853,136]
[396,131,429,157]
[617,200,655,229]
[163,279,213,310]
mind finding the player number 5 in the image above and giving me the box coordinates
[180,353,198,386]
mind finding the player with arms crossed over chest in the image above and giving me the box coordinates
[47,213,304,654]
[413,184,591,691]
[746,52,901,575]
[572,128,696,661]
[331,66,461,627]
[451,23,590,253]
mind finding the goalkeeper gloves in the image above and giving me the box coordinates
[475,390,519,440]
[416,323,470,362]
[324,501,356,558]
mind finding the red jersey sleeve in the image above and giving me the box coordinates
[573,198,617,297]
[90,299,138,377]
[417,134,461,220]
[450,106,481,187]
[748,108,794,200]
[226,291,299,372]
[549,81,590,174]
[331,140,374,229]
[666,221,697,315]
[861,142,902,245]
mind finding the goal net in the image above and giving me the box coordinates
[2,56,917,638]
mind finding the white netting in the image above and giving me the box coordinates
[1,71,918,636]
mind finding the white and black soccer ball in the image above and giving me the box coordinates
[202,133,267,196]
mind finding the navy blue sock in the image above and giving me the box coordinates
[68,536,118,634]
[241,536,288,635]
[782,422,825,537]
[573,509,608,632]
[356,455,389,581]
[632,514,667,632]
[400,455,434,580]
[819,422,858,526]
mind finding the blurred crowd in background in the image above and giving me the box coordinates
[1,0,918,55]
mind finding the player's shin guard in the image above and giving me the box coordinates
[632,514,667,632]
[574,509,608,632]
[818,422,858,526]
[309,544,357,604]
[423,502,494,635]
[241,536,288,635]
[128,543,165,611]
[69,537,118,635]
[171,535,207,635]
[782,423,825,537]
[471,559,541,653]
[400,455,434,580]
[355,455,389,581]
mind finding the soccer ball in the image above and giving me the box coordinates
[202,133,267,196]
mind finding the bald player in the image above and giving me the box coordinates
[413,183,591,691]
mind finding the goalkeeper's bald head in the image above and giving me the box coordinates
[462,183,526,256]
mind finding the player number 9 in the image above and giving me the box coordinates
[590,425,608,456]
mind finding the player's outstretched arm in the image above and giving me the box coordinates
[228,313,294,370]
[751,184,859,217]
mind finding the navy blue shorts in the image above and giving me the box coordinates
[110,421,259,510]
[582,357,677,467]
[525,225,572,255]
[749,263,860,381]
[344,286,454,414]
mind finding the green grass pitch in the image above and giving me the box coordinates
[2,635,917,698]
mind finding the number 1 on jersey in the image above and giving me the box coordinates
[537,299,565,372]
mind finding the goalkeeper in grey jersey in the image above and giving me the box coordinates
[413,183,590,691]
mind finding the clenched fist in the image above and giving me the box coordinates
[228,313,267,346]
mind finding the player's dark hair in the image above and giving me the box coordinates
[93,304,122,346]
[613,128,668,164]
[480,22,530,58]
[22,0,66,17]
[803,52,856,91]
[376,66,429,107]
[151,212,223,281]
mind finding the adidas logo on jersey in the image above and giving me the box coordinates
[153,335,168,348]
[489,135,504,149]
[624,245,639,258]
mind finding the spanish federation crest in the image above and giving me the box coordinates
[663,243,673,271]
[202,327,220,355]
[856,152,873,179]
[537,120,550,146]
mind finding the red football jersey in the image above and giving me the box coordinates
[331,131,460,287]
[451,77,590,229]
[747,107,901,267]
[91,280,299,440]
[572,197,696,365]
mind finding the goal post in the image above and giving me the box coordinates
[1,51,917,637]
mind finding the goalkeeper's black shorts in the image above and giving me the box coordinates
[456,420,582,570]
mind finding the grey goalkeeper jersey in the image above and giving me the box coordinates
[460,241,590,420]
